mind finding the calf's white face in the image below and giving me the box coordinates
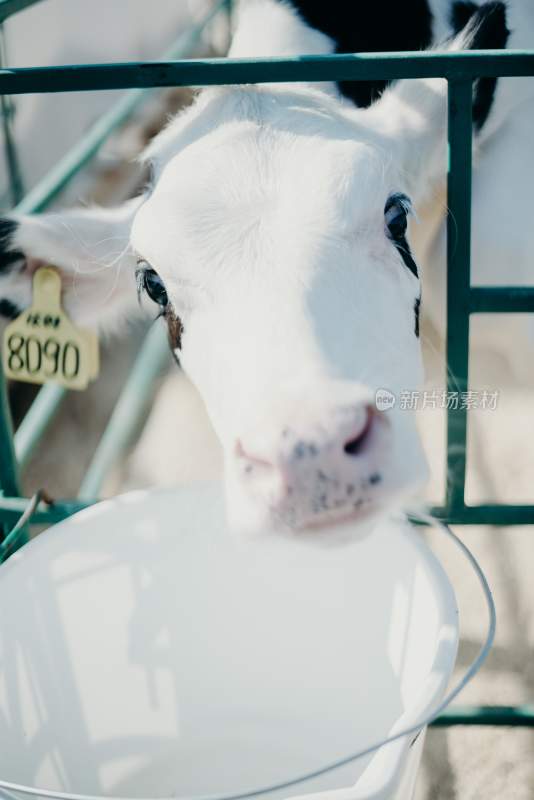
[0,2,514,534]
[0,77,452,535]
[130,88,428,533]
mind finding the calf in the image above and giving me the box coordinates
[0,0,531,534]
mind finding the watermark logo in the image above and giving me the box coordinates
[375,388,396,411]
[374,389,499,411]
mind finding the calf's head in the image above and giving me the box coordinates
[1,75,455,534]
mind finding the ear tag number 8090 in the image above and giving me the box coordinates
[2,267,99,391]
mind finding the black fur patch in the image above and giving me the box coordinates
[0,218,24,273]
[288,0,433,107]
[395,236,419,279]
[414,294,421,338]
[0,217,17,247]
[451,0,478,32]
[0,298,21,320]
[451,1,510,130]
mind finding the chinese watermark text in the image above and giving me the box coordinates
[375,389,499,412]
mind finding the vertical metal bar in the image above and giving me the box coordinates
[445,79,472,514]
[0,23,24,205]
[0,365,20,498]
[0,365,26,542]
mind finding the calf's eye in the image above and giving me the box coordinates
[384,193,412,241]
[144,270,168,306]
[384,193,419,280]
[136,261,168,308]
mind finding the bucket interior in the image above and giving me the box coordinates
[0,487,456,799]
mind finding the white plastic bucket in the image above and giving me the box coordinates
[0,485,460,800]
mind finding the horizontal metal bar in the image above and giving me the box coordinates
[2,498,533,530]
[78,323,170,501]
[1,500,528,529]
[433,705,534,727]
[0,49,534,96]
[0,495,90,525]
[1,499,532,531]
[0,0,44,24]
[430,504,534,526]
[469,286,534,313]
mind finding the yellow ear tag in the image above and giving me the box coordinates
[2,267,99,391]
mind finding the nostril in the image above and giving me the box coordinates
[343,407,374,456]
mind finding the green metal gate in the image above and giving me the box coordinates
[0,0,533,731]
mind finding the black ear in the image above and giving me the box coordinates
[0,218,23,275]
[0,217,25,319]
[451,1,510,131]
